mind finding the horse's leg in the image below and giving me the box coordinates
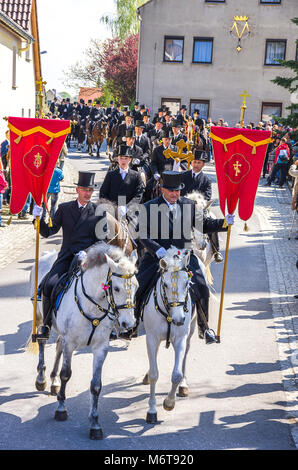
[178,313,196,397]
[146,334,161,424]
[50,336,63,396]
[35,338,47,391]
[89,346,108,440]
[163,334,188,412]
[55,340,74,421]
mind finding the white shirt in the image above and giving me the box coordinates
[162,195,177,218]
[77,201,88,210]
[192,170,202,179]
[120,168,129,180]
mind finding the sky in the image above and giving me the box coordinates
[37,0,117,96]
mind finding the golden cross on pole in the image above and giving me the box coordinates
[163,139,195,169]
[240,90,250,128]
[36,77,47,118]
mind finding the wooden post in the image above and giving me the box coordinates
[32,216,40,342]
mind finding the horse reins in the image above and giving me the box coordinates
[74,269,136,346]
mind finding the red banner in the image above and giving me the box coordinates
[210,127,272,221]
[8,117,70,214]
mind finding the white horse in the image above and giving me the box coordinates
[30,242,138,440]
[141,247,196,424]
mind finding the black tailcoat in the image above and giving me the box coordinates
[181,170,212,200]
[99,168,144,206]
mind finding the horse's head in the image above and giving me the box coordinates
[159,247,192,327]
[105,249,138,331]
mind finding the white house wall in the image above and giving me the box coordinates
[0,25,35,138]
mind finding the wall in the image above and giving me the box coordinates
[137,0,297,125]
[0,25,35,138]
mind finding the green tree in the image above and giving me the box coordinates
[100,0,144,40]
[271,17,298,139]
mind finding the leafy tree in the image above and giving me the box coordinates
[271,18,298,140]
[100,0,144,40]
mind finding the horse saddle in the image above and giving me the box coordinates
[36,255,81,315]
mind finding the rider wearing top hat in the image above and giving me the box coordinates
[32,172,103,339]
[134,171,234,344]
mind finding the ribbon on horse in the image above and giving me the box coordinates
[8,117,70,215]
[210,126,272,221]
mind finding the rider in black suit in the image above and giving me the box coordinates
[34,172,104,339]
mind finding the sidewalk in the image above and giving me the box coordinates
[0,158,77,269]
[206,161,298,447]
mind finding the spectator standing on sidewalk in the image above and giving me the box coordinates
[58,142,67,171]
[42,165,64,220]
[289,156,298,214]
[265,137,290,187]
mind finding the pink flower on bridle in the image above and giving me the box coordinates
[101,283,109,291]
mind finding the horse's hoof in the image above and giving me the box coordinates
[54,410,68,421]
[163,399,175,411]
[143,374,150,385]
[146,412,157,424]
[178,386,189,397]
[50,385,60,396]
[35,380,47,392]
[90,428,104,440]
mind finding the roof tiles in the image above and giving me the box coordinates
[0,0,32,32]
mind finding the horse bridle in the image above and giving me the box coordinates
[153,267,191,349]
[74,268,136,346]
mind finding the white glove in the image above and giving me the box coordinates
[156,247,167,259]
[154,173,160,181]
[134,159,140,165]
[225,214,235,225]
[119,206,127,217]
[33,205,43,218]
[77,250,87,262]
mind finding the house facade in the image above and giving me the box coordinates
[0,0,41,137]
[136,0,297,125]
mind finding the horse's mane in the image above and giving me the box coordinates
[82,241,135,273]
[185,191,208,210]
[96,198,118,212]
[162,246,188,269]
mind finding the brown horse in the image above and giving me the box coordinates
[106,123,119,155]
[97,198,135,256]
[87,120,108,157]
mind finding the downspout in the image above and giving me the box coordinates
[136,8,142,102]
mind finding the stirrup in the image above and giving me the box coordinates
[204,328,216,344]
[32,325,50,342]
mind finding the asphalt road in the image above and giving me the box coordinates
[0,143,296,451]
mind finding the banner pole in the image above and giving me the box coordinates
[32,216,40,342]
[216,223,232,343]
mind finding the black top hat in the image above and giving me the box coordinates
[66,98,70,102]
[95,99,101,104]
[171,119,181,128]
[135,120,145,128]
[123,106,129,111]
[88,99,92,104]
[161,128,171,138]
[193,108,200,115]
[79,98,85,104]
[193,150,208,161]
[135,101,139,106]
[76,171,96,188]
[125,111,132,117]
[161,171,185,191]
[124,129,136,138]
[158,107,164,113]
[181,105,187,110]
[118,145,133,157]
[143,111,150,117]
[140,104,146,110]
[110,100,114,105]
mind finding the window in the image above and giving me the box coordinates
[161,98,181,115]
[205,0,225,2]
[164,37,184,62]
[190,100,210,121]
[193,38,213,63]
[265,40,286,65]
[260,0,281,4]
[261,102,282,122]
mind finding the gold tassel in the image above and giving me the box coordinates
[46,137,54,145]
[48,216,53,228]
[223,143,228,152]
[14,135,22,144]
[252,145,256,155]
[6,216,12,226]
[244,222,249,231]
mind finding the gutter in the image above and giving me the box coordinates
[0,10,35,43]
